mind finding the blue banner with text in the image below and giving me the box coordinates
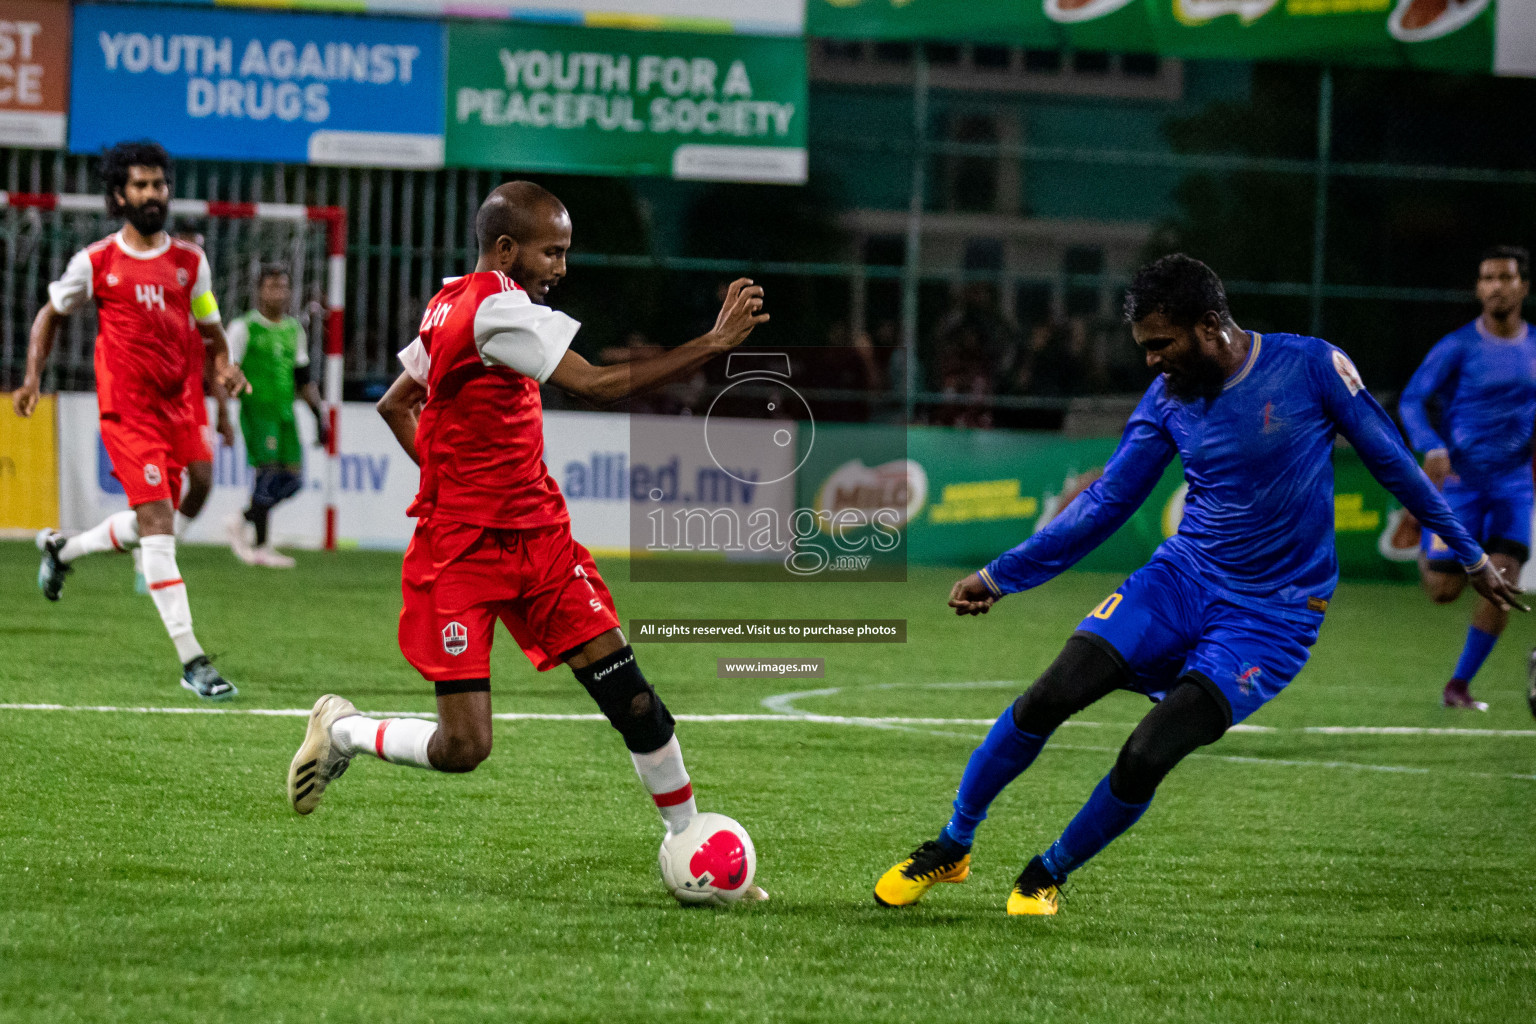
[68,4,445,168]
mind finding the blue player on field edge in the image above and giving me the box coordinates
[1396,246,1534,712]
[873,254,1526,916]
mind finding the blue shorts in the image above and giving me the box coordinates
[1422,473,1533,566]
[1073,560,1319,727]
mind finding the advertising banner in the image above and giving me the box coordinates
[446,22,807,182]
[52,397,1518,585]
[103,0,804,37]
[67,4,446,167]
[54,398,795,556]
[0,393,59,533]
[0,1,69,147]
[808,0,1533,77]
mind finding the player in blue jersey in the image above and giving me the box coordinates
[872,254,1526,916]
[1397,246,1534,711]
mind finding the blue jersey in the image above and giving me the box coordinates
[1399,319,1536,486]
[979,333,1486,621]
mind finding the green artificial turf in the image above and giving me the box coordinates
[1,541,1533,1023]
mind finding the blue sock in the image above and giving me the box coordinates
[938,706,1048,850]
[1451,625,1499,684]
[1037,773,1151,883]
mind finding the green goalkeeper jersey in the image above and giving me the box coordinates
[228,311,308,419]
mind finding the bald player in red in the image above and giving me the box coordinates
[287,181,768,894]
[13,140,247,701]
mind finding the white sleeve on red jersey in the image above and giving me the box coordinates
[191,250,221,324]
[399,337,429,385]
[48,248,93,315]
[473,289,580,383]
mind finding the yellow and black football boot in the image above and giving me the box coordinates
[874,840,971,907]
[1005,856,1061,916]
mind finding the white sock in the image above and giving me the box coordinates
[631,736,696,834]
[331,715,437,769]
[60,510,139,563]
[139,534,204,664]
[173,511,195,539]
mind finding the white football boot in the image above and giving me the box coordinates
[288,694,360,814]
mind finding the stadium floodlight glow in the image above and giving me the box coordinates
[0,191,349,551]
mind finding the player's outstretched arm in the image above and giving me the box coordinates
[548,278,768,407]
[1398,336,1459,485]
[12,304,67,417]
[975,394,1176,608]
[377,370,425,465]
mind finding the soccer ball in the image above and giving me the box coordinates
[658,812,756,905]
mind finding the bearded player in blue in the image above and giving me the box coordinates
[1397,246,1534,712]
[873,254,1526,917]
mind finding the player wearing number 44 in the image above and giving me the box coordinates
[12,140,248,702]
[287,180,769,900]
[874,254,1526,917]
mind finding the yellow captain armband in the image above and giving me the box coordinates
[191,291,220,322]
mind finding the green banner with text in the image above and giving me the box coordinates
[446,22,807,181]
[809,0,1536,77]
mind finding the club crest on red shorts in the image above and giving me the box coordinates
[144,463,162,486]
[442,621,468,656]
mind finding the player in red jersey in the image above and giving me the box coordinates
[131,267,235,595]
[12,141,247,700]
[287,181,768,888]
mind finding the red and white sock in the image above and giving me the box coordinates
[331,715,437,769]
[139,534,203,664]
[631,736,695,834]
[60,510,139,563]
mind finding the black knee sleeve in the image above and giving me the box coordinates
[573,645,675,753]
[1011,634,1130,736]
[271,470,303,503]
[252,468,302,509]
[1108,678,1228,804]
[435,678,490,697]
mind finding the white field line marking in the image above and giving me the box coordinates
[1,703,1532,780]
[1042,742,1536,782]
[2,702,1535,738]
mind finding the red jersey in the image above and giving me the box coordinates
[399,270,580,530]
[49,231,219,418]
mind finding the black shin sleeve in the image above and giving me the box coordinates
[1011,634,1131,736]
[1109,678,1228,805]
[572,645,675,754]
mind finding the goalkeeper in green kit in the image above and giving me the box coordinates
[225,264,327,568]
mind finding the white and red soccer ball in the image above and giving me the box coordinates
[658,812,756,906]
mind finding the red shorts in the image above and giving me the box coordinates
[99,411,207,508]
[399,519,620,679]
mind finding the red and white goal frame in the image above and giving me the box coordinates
[0,191,349,550]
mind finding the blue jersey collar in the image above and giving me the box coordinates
[1222,332,1262,391]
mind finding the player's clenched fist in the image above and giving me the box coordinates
[11,379,40,417]
[711,277,770,349]
[948,573,998,616]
